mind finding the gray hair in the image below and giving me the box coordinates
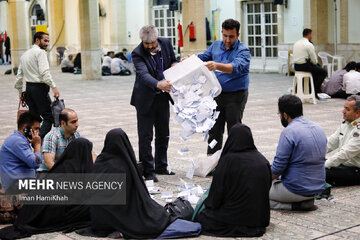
[347,95,360,111]
[139,25,158,43]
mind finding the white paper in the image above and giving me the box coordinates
[186,167,194,179]
[188,195,200,204]
[145,180,154,187]
[161,191,173,199]
[209,139,218,149]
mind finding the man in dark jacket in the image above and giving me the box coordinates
[130,25,177,182]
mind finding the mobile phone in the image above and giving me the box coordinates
[24,126,32,140]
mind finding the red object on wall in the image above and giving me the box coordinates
[177,23,183,47]
[189,23,196,41]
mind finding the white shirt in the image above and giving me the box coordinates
[15,45,56,93]
[60,57,74,68]
[293,38,318,65]
[326,118,360,168]
[110,58,128,74]
[343,70,360,94]
[102,56,112,68]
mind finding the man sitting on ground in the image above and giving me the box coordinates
[41,108,81,170]
[270,95,327,211]
[0,111,42,191]
[60,54,74,73]
[343,62,360,97]
[102,51,114,75]
[326,95,360,186]
[111,53,131,76]
[325,61,356,99]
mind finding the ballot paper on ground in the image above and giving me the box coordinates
[164,55,222,141]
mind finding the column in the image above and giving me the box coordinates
[340,0,348,43]
[8,0,30,69]
[79,0,101,80]
[100,0,126,52]
[47,0,66,66]
[182,0,206,56]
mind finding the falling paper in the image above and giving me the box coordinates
[208,139,218,149]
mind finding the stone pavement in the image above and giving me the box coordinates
[0,65,360,239]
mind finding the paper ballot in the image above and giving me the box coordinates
[164,55,222,141]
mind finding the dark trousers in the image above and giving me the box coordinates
[326,165,360,186]
[26,83,53,139]
[207,89,248,154]
[61,67,74,73]
[112,69,131,76]
[137,93,169,177]
[295,63,327,97]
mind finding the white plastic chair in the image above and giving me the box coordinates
[318,51,333,78]
[293,71,317,104]
[278,51,288,75]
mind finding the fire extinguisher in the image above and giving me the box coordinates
[188,22,196,42]
[185,22,196,42]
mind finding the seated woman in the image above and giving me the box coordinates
[77,128,175,239]
[0,138,94,239]
[195,123,272,237]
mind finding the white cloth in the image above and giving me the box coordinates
[342,70,360,94]
[15,45,56,93]
[102,56,112,68]
[60,57,74,68]
[110,58,128,74]
[326,117,360,168]
[293,38,318,65]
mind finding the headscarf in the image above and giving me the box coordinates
[86,128,174,239]
[0,138,94,239]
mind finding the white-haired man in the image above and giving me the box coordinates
[130,25,177,182]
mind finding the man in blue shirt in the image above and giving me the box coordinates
[270,95,327,211]
[198,19,251,154]
[0,111,43,191]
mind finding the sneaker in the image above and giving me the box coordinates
[292,199,318,211]
[145,175,158,182]
[155,169,175,175]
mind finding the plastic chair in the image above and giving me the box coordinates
[318,51,333,78]
[278,51,288,75]
[293,71,317,104]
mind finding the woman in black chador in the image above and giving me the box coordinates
[0,138,93,239]
[77,128,175,239]
[195,123,272,237]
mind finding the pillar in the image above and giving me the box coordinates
[79,0,101,80]
[182,0,206,56]
[47,0,66,66]
[0,0,9,33]
[8,0,30,69]
[340,0,348,43]
[99,0,126,52]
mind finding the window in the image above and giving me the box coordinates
[245,2,278,58]
[152,6,176,48]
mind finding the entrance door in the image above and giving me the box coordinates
[244,2,278,71]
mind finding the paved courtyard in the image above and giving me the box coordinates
[0,65,359,239]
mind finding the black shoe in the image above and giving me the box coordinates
[145,175,159,182]
[155,169,175,175]
[292,199,318,211]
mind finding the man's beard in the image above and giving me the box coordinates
[146,47,157,53]
[281,117,288,127]
[39,43,47,50]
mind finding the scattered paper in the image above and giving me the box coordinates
[161,191,173,199]
[145,180,154,188]
[188,195,200,204]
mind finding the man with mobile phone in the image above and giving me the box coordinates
[0,111,43,191]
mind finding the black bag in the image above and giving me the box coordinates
[51,98,65,127]
[164,197,194,221]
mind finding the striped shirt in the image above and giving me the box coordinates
[41,127,80,170]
